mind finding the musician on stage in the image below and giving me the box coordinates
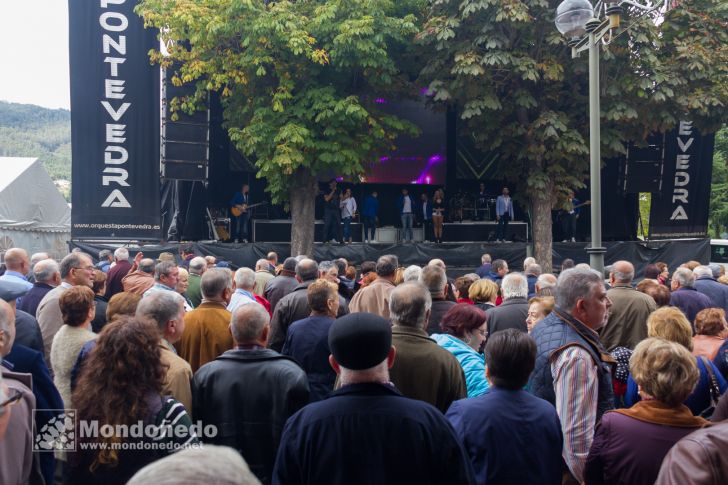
[560,190,581,242]
[229,183,252,243]
[323,179,341,244]
[495,186,514,242]
[432,189,445,243]
[475,182,490,221]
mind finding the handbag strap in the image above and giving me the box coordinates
[700,356,721,404]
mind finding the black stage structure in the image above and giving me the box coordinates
[68,0,714,269]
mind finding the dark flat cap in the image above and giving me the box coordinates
[328,313,392,371]
[0,280,30,302]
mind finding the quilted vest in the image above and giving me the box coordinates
[528,308,615,422]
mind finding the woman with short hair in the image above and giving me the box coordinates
[586,338,709,485]
[625,307,728,415]
[69,317,198,484]
[692,308,727,360]
[51,286,97,408]
[469,279,498,312]
[526,296,554,333]
[431,304,489,397]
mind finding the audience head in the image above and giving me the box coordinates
[3,248,30,274]
[556,268,611,330]
[575,263,591,271]
[319,261,339,283]
[389,282,432,329]
[454,277,475,300]
[30,252,50,267]
[328,312,394,385]
[501,273,528,300]
[637,280,671,307]
[255,259,269,271]
[127,445,261,485]
[481,253,492,265]
[295,258,319,282]
[403,265,422,283]
[469,279,499,304]
[709,263,723,279]
[655,262,669,277]
[33,259,60,286]
[234,267,256,291]
[527,296,555,333]
[694,308,728,337]
[561,258,575,272]
[428,258,446,270]
[178,243,194,258]
[60,252,95,287]
[643,263,661,280]
[525,264,542,277]
[267,252,278,267]
[393,267,406,286]
[360,261,376,276]
[647,307,693,350]
[205,256,217,268]
[138,258,156,275]
[308,279,339,317]
[671,267,695,290]
[136,291,186,343]
[106,292,141,322]
[59,286,95,327]
[535,273,557,296]
[154,261,180,289]
[281,257,298,274]
[176,267,189,295]
[523,257,535,271]
[693,265,713,279]
[230,304,270,346]
[420,264,448,299]
[630,338,699,407]
[0,300,15,357]
[201,268,233,301]
[485,329,537,390]
[492,259,508,276]
[610,261,635,284]
[440,304,487,352]
[113,247,129,262]
[188,256,207,276]
[92,269,107,296]
[376,255,399,278]
[334,258,348,278]
[98,249,113,263]
[682,260,701,271]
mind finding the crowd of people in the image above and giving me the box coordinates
[2,244,728,484]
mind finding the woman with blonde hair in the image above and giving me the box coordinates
[624,307,728,415]
[469,279,498,312]
[526,296,554,333]
[586,338,709,485]
[692,308,727,360]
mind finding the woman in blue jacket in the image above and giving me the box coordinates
[431,303,489,397]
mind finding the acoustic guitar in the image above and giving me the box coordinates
[231,201,267,217]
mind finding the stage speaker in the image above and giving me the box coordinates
[620,139,663,194]
[161,69,210,182]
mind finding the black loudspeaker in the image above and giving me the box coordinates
[620,138,663,194]
[161,70,210,182]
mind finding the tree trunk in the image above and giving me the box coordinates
[289,167,318,257]
[531,184,554,273]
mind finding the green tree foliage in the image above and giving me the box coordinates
[419,0,727,269]
[137,0,421,254]
[0,101,71,190]
[709,127,728,237]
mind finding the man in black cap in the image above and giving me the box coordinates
[272,312,475,484]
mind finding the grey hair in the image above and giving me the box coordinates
[611,263,635,283]
[319,261,337,274]
[113,247,129,261]
[556,268,604,311]
[693,265,713,279]
[428,258,446,270]
[420,265,447,297]
[403,265,422,282]
[231,304,270,344]
[481,253,492,264]
[673,267,695,288]
[526,264,542,276]
[234,268,256,290]
[33,259,59,283]
[501,273,529,300]
[389,282,432,329]
[255,259,269,271]
[155,261,178,282]
[709,264,722,279]
[127,444,261,485]
[136,291,184,333]
[536,273,557,289]
[189,257,207,274]
[30,252,49,266]
[575,263,592,271]
[376,255,398,277]
[59,252,91,279]
[523,257,536,270]
[201,268,232,299]
[296,258,319,281]
[99,249,113,261]
[139,258,157,274]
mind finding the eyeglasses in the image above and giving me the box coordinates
[0,388,22,411]
[74,265,95,272]
[475,329,488,338]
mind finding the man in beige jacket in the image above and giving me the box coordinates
[136,291,193,412]
[349,255,398,318]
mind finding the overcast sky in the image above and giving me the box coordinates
[0,1,70,110]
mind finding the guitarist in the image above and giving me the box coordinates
[560,190,582,243]
[229,183,252,243]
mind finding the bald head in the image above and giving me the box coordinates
[33,259,61,285]
[3,248,29,274]
[0,299,15,357]
[611,261,635,284]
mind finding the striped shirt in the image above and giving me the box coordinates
[152,397,199,451]
[552,345,599,482]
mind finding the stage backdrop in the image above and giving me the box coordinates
[649,121,714,239]
[69,0,161,240]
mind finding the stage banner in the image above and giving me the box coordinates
[69,0,161,240]
[649,121,714,239]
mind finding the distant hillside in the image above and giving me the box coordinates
[0,101,71,184]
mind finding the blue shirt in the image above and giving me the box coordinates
[361,195,379,217]
[0,271,33,290]
[227,288,257,313]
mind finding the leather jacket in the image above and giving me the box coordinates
[655,421,728,485]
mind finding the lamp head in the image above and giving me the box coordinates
[555,0,594,41]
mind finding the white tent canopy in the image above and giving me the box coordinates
[0,157,70,259]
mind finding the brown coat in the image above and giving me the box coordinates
[160,341,193,413]
[692,335,725,361]
[122,269,154,295]
[389,325,467,413]
[176,302,233,373]
[349,278,395,318]
[600,284,657,350]
[656,421,728,485]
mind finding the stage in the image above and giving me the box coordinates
[70,238,709,276]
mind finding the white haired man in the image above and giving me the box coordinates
[104,247,132,299]
[486,273,530,334]
[229,268,260,313]
[254,259,275,296]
